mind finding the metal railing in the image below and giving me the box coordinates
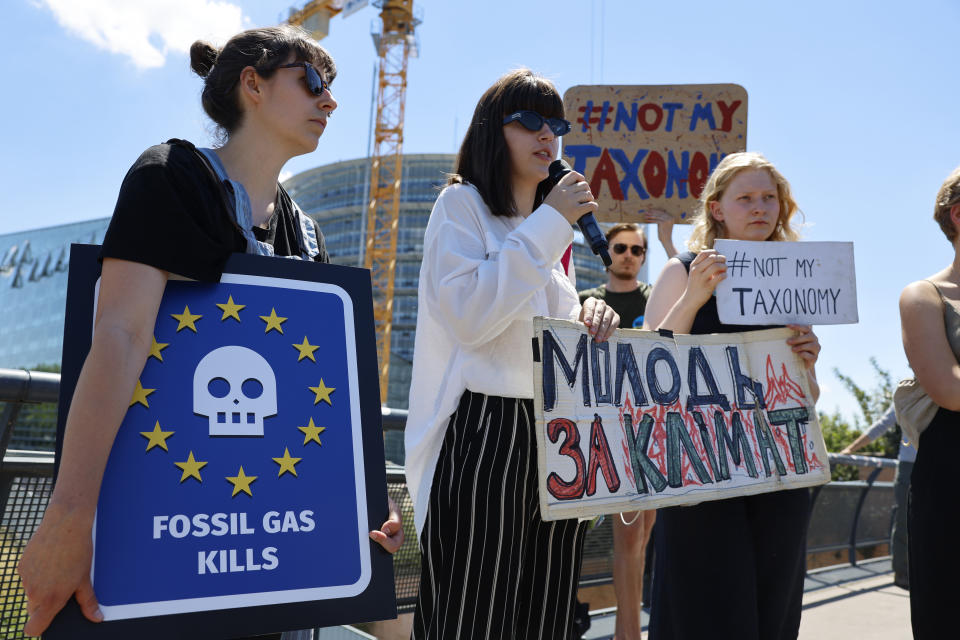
[0,369,899,635]
[810,453,897,566]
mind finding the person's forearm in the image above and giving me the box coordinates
[807,367,820,403]
[658,233,678,259]
[842,432,873,454]
[612,518,646,638]
[50,325,153,514]
[655,295,701,334]
[918,363,960,412]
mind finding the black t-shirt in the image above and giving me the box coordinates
[101,141,328,281]
[579,282,652,329]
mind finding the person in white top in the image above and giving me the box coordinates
[405,69,619,640]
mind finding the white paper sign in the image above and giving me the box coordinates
[532,319,830,521]
[714,240,858,325]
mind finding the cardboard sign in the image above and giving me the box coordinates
[561,84,748,223]
[50,246,395,639]
[532,318,829,521]
[714,240,858,325]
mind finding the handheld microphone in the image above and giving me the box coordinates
[547,159,611,267]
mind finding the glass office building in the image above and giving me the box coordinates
[0,218,110,370]
[0,219,110,450]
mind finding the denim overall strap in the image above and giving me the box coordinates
[199,147,313,259]
[281,182,321,261]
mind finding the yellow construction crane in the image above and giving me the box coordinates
[286,0,343,38]
[288,0,419,405]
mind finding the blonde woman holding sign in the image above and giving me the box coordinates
[642,152,820,640]
[898,166,960,638]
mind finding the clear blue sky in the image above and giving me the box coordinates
[2,0,959,425]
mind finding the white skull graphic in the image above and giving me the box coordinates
[193,346,277,437]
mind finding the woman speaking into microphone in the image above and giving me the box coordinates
[404,69,618,640]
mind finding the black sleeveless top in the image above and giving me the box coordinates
[677,251,780,335]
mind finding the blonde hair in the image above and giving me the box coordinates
[934,166,960,242]
[687,152,801,251]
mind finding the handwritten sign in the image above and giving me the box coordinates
[561,84,747,223]
[50,247,395,640]
[714,240,858,325]
[532,318,829,521]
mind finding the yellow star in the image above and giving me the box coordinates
[226,466,257,497]
[216,295,245,322]
[292,336,320,362]
[298,417,326,446]
[175,451,207,483]
[308,379,335,405]
[140,420,174,452]
[129,379,155,408]
[272,447,303,477]
[148,336,169,362]
[171,305,202,332]
[259,308,287,334]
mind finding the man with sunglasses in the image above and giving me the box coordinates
[578,219,676,328]
[577,218,676,640]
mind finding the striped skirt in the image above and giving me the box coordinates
[411,390,588,640]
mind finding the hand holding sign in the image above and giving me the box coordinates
[368,496,404,553]
[683,250,727,309]
[786,324,822,370]
[19,502,102,636]
[580,296,620,341]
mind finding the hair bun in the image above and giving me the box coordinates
[190,40,219,78]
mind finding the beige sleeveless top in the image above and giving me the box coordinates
[928,280,960,362]
[894,280,960,446]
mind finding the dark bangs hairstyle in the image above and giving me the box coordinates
[449,69,564,217]
[190,24,337,140]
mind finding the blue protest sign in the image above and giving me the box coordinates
[49,246,395,639]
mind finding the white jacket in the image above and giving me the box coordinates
[404,183,581,534]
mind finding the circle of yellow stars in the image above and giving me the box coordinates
[130,291,339,498]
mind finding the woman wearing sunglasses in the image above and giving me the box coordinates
[405,68,618,640]
[641,152,821,640]
[17,25,402,638]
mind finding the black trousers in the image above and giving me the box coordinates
[649,488,810,640]
[411,390,588,640]
[908,407,960,639]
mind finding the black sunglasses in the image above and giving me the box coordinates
[277,62,330,97]
[612,243,646,257]
[502,111,572,137]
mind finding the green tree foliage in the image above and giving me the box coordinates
[832,357,899,459]
[818,357,900,480]
[817,410,862,481]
